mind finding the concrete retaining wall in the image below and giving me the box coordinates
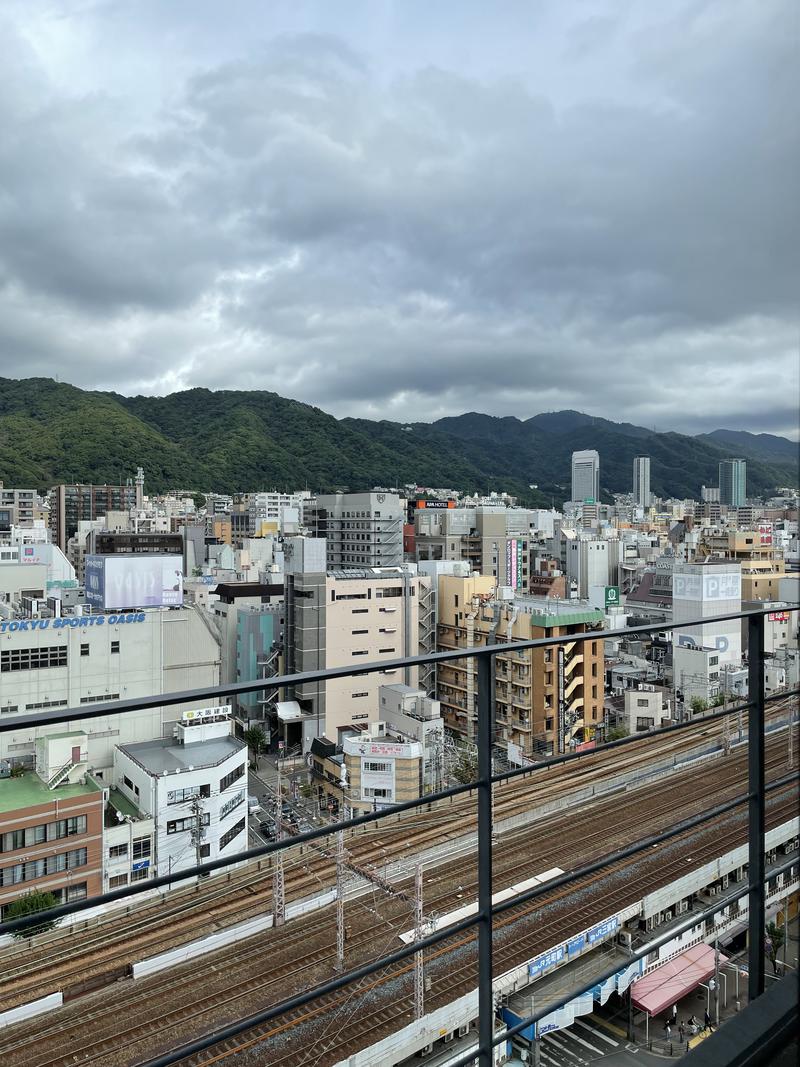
[0,991,62,1029]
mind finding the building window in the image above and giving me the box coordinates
[378,647,395,654]
[220,817,245,851]
[363,787,390,799]
[80,644,90,657]
[130,867,149,882]
[219,763,245,793]
[352,691,368,698]
[110,641,120,654]
[109,873,128,888]
[109,843,128,859]
[132,837,151,860]
[166,814,210,834]
[352,650,368,656]
[1,645,68,672]
[363,761,391,773]
[352,629,368,635]
[199,844,211,859]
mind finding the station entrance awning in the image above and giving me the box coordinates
[631,944,727,1017]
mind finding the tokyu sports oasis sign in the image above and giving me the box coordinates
[0,612,147,634]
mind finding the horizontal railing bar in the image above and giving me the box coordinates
[494,772,798,919]
[137,849,800,1067]
[2,606,796,733]
[2,692,796,935]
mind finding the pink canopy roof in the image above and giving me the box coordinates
[632,943,727,1017]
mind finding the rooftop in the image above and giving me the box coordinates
[0,771,100,815]
[118,735,245,776]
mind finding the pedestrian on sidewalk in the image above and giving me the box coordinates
[664,1022,671,1041]
[704,1009,712,1032]
[672,1003,678,1025]
[679,1021,685,1043]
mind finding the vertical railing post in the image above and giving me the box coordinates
[747,612,766,1000]
[477,652,495,1066]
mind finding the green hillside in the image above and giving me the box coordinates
[0,377,796,501]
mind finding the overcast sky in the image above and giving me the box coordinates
[1,0,798,438]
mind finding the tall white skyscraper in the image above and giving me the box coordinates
[571,450,600,503]
[632,456,651,507]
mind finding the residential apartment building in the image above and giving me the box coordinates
[0,485,36,532]
[0,735,104,920]
[49,483,138,552]
[436,575,604,756]
[307,492,404,569]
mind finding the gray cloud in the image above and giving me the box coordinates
[0,1,797,440]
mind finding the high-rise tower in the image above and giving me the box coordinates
[719,459,746,507]
[571,450,600,503]
[632,456,651,507]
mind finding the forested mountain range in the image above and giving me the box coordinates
[0,378,796,504]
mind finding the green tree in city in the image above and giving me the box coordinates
[765,920,785,975]
[450,745,479,785]
[4,889,59,939]
[244,725,267,770]
[711,693,726,707]
[690,697,709,715]
[607,725,629,741]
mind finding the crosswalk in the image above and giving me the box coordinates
[536,1016,623,1065]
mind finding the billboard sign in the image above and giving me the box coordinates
[181,705,231,723]
[604,586,620,609]
[758,523,773,546]
[416,499,455,509]
[85,554,184,611]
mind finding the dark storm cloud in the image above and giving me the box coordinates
[0,1,797,438]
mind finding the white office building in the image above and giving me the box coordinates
[113,711,248,877]
[571,450,600,504]
[0,607,222,775]
[672,560,742,669]
[307,492,404,569]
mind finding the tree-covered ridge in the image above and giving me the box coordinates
[0,377,796,500]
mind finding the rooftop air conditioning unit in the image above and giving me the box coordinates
[664,910,673,923]
[458,1024,470,1038]
[443,1033,454,1044]
[419,1044,434,1058]
[618,931,632,947]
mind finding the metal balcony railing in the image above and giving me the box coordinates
[0,605,798,1067]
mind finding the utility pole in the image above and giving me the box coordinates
[335,829,345,972]
[190,794,205,870]
[273,755,285,928]
[413,863,425,1019]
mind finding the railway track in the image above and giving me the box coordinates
[1,698,789,1012]
[1,720,795,1067]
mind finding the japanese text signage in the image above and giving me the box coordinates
[528,945,565,979]
[587,916,619,943]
